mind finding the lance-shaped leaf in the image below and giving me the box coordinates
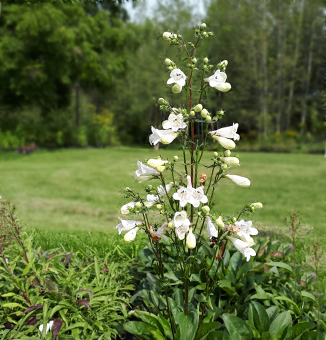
[24,304,43,314]
[52,319,63,340]
[77,299,91,310]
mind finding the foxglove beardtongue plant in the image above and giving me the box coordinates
[117,24,263,339]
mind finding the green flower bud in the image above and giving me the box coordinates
[206,116,211,122]
[203,57,209,64]
[221,163,228,170]
[231,217,236,223]
[219,60,228,67]
[190,110,195,117]
[172,84,182,93]
[165,58,173,65]
[192,57,197,64]
[197,212,202,217]
[193,104,203,112]
[201,109,208,118]
[215,216,224,228]
[213,152,218,157]
[158,98,168,105]
[202,206,210,214]
[135,202,142,208]
[224,150,231,157]
[168,222,174,229]
[250,202,263,210]
[163,32,172,40]
[125,187,131,191]
[201,23,207,30]
[174,155,179,161]
[203,32,208,38]
[156,204,162,210]
[168,66,174,71]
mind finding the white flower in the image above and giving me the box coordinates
[186,228,196,249]
[163,32,172,40]
[135,161,159,183]
[212,135,236,150]
[192,186,208,208]
[227,236,256,262]
[173,175,196,207]
[209,123,240,141]
[215,216,224,228]
[147,183,173,202]
[175,222,190,240]
[167,68,187,87]
[147,159,168,172]
[116,218,142,235]
[149,126,178,145]
[220,157,239,167]
[204,70,227,88]
[215,83,231,92]
[173,210,190,228]
[162,113,187,131]
[156,222,167,238]
[124,227,139,243]
[206,216,218,238]
[234,220,258,242]
[121,202,136,214]
[226,174,250,187]
[39,321,54,337]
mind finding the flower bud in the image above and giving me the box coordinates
[197,212,202,217]
[135,202,142,208]
[190,110,195,117]
[221,163,228,170]
[224,150,231,157]
[219,60,228,67]
[206,116,211,122]
[202,206,210,214]
[165,58,173,65]
[172,84,182,93]
[220,157,239,167]
[125,187,131,191]
[158,98,168,105]
[215,83,231,92]
[186,228,196,249]
[212,135,236,150]
[163,32,172,40]
[174,155,179,161]
[226,174,250,187]
[192,58,197,64]
[201,109,208,118]
[203,57,209,64]
[168,222,174,229]
[215,216,224,228]
[250,202,263,210]
[201,23,207,30]
[168,66,174,71]
[193,104,203,112]
[213,152,218,157]
[124,227,139,243]
[156,204,162,210]
[156,165,166,172]
[231,217,236,223]
[203,32,208,38]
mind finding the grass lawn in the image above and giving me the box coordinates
[0,147,324,241]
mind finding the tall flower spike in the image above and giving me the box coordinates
[149,126,178,145]
[226,174,250,187]
[116,218,142,235]
[172,175,196,207]
[135,161,159,183]
[209,123,240,141]
[206,216,218,238]
[226,236,256,262]
[167,68,187,87]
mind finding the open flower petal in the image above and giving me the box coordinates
[116,218,142,235]
[209,123,240,141]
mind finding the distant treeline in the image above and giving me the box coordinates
[0,0,324,150]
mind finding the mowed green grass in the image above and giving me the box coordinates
[0,147,324,240]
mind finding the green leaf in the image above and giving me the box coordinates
[301,331,325,340]
[94,256,100,286]
[273,296,300,315]
[269,311,292,335]
[3,303,25,309]
[266,306,279,323]
[22,258,35,276]
[265,262,294,276]
[221,314,253,340]
[124,321,165,340]
[236,261,256,280]
[218,280,237,296]
[157,314,173,339]
[228,252,243,276]
[134,311,163,334]
[175,311,199,340]
[1,293,16,297]
[285,322,314,340]
[250,301,269,333]
[207,331,231,340]
[197,321,221,339]
[301,291,318,306]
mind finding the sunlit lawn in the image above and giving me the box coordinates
[0,147,324,240]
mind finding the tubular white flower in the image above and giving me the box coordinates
[124,227,139,243]
[39,320,54,336]
[227,236,256,262]
[220,157,239,167]
[226,174,250,187]
[144,201,156,208]
[156,222,167,238]
[173,210,190,228]
[186,228,196,249]
[212,135,236,150]
[206,216,218,238]
[162,113,187,131]
[209,123,240,141]
[215,82,231,92]
[147,183,173,202]
[175,222,190,240]
[116,218,142,235]
[167,68,187,87]
[204,70,227,88]
[235,220,258,242]
[135,161,159,183]
[149,126,178,146]
[192,186,208,208]
[173,175,196,207]
[121,202,136,214]
[215,216,224,228]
